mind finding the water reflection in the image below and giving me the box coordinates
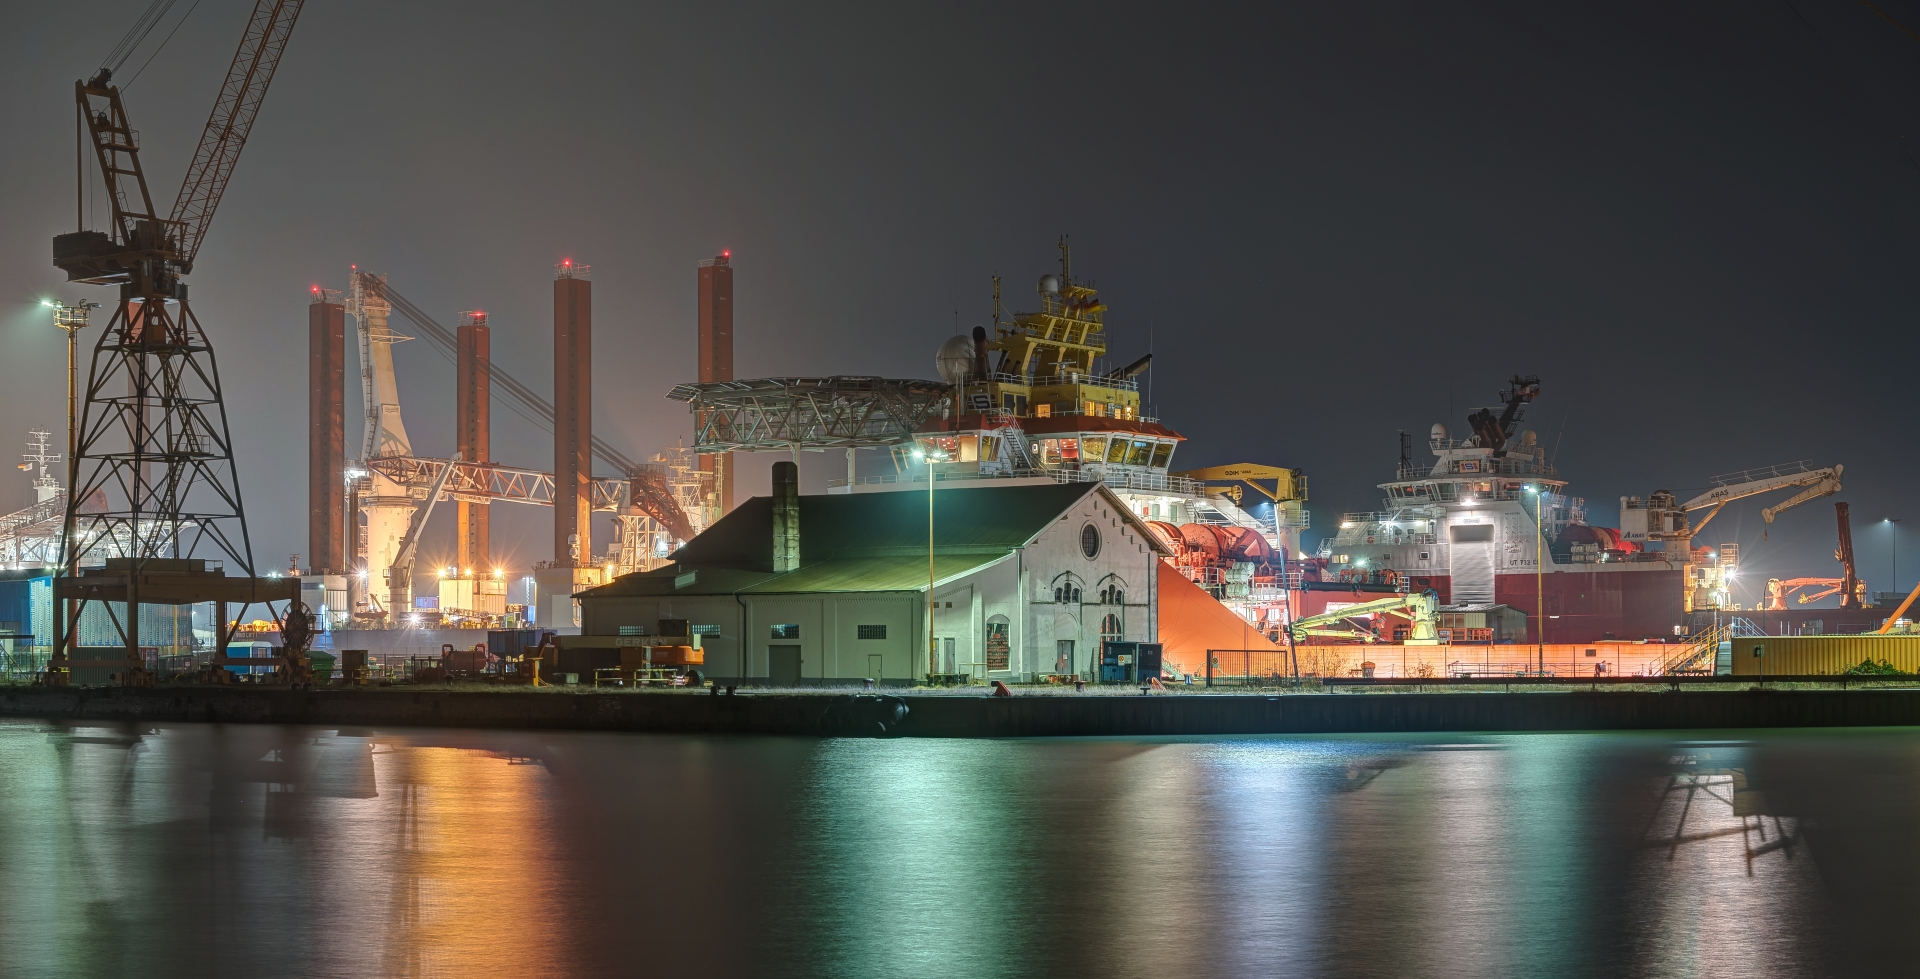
[0,721,1916,977]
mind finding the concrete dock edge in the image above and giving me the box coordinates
[6,687,1920,737]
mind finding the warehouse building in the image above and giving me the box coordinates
[573,462,1167,684]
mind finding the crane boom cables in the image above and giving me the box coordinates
[378,282,642,476]
[169,0,302,273]
[101,0,181,76]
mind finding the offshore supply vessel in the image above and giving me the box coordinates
[856,239,1307,553]
[1317,376,1689,644]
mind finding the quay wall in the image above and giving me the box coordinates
[6,686,1920,737]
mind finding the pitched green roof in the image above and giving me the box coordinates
[577,481,1165,599]
[672,481,1104,571]
[582,552,1011,598]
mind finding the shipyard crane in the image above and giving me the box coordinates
[1290,592,1439,645]
[382,453,460,624]
[45,0,304,681]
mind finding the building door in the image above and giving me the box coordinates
[769,645,802,685]
[1449,524,1495,604]
[941,637,956,674]
[867,653,885,681]
[1056,639,1075,675]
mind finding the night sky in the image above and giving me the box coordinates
[3,1,1918,607]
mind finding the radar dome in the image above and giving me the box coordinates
[936,334,977,384]
[1430,423,1447,442]
[1038,274,1060,294]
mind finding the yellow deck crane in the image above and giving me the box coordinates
[1290,592,1439,645]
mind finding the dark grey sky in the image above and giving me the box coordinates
[4,1,1918,606]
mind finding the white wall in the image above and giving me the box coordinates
[1012,490,1159,679]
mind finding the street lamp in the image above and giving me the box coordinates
[1888,518,1903,601]
[913,445,950,682]
[1526,484,1544,675]
[41,300,99,482]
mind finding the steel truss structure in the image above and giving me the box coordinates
[47,0,305,683]
[668,377,953,452]
[365,457,694,544]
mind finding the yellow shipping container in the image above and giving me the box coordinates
[1726,635,1920,676]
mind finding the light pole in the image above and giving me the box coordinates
[1888,518,1903,601]
[913,445,949,682]
[41,300,98,479]
[1527,484,1544,675]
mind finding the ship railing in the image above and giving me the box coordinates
[988,371,1139,393]
[833,469,1039,489]
[1709,460,1817,487]
[830,466,1200,496]
[1050,467,1199,495]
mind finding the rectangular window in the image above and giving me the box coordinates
[691,624,720,635]
[770,623,799,639]
[617,625,646,636]
[857,624,887,640]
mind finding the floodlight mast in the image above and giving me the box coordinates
[45,1,305,685]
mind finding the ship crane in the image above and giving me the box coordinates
[1678,462,1843,540]
[1290,592,1439,645]
[1627,461,1842,612]
[1765,577,1856,609]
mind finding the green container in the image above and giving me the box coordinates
[309,652,337,680]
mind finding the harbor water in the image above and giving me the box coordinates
[0,719,1913,978]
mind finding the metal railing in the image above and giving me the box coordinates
[1708,460,1816,487]
[833,466,1202,496]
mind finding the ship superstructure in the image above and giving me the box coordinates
[857,240,1305,546]
[1320,377,1689,643]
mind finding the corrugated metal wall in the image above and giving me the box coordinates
[1726,636,1920,675]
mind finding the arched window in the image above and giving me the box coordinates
[1096,574,1128,606]
[1099,613,1123,642]
[1051,573,1083,605]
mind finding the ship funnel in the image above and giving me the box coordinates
[970,326,990,381]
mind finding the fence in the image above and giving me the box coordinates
[1204,648,1298,686]
[1203,642,1678,682]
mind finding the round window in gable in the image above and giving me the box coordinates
[1080,523,1101,559]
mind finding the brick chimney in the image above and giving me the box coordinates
[772,460,800,573]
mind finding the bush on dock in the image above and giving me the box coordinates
[1842,658,1909,676]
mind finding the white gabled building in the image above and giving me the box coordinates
[574,463,1167,684]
